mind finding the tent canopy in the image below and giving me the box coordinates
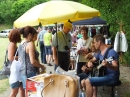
[73,17,106,25]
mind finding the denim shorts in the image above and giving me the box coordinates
[21,72,36,89]
[10,81,22,88]
[89,75,118,86]
[78,73,91,82]
[45,46,52,55]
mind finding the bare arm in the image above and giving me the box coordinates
[52,46,58,65]
[87,57,97,68]
[102,60,119,71]
[8,43,17,62]
[36,37,39,46]
[27,42,45,70]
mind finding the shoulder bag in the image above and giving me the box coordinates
[1,49,11,75]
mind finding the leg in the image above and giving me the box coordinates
[45,46,49,64]
[9,81,20,97]
[43,43,47,64]
[48,55,52,63]
[93,86,97,97]
[46,55,49,63]
[48,46,53,64]
[81,79,86,90]
[85,79,93,97]
[39,41,43,63]
[19,85,25,97]
[9,88,19,97]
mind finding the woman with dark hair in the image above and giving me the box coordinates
[18,26,45,94]
[76,26,93,74]
[8,29,25,97]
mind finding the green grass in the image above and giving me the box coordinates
[0,24,11,94]
[0,38,10,94]
[0,79,9,93]
[0,24,12,31]
[0,38,9,70]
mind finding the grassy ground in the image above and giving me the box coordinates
[0,38,10,94]
[0,24,11,93]
[0,24,12,31]
[0,38,9,70]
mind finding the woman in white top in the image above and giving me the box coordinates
[8,29,25,97]
[76,26,93,74]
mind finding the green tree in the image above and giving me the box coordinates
[80,0,130,65]
[11,0,48,23]
[0,0,49,24]
[0,0,14,24]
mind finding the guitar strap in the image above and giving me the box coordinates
[102,46,113,60]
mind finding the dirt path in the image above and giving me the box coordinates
[116,65,130,96]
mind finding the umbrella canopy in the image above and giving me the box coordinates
[14,1,100,28]
[73,17,106,25]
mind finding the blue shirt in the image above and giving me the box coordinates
[38,29,47,41]
[95,48,119,78]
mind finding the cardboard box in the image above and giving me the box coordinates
[26,74,49,97]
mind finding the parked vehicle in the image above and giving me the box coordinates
[0,29,12,38]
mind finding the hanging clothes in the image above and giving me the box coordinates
[100,25,111,37]
[90,27,96,38]
[114,32,128,52]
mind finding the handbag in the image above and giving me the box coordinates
[1,50,11,75]
[9,48,22,84]
[41,74,79,97]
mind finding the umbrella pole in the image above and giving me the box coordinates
[55,23,59,65]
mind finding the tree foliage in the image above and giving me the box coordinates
[0,0,14,24]
[79,0,130,65]
[0,0,48,24]
[11,0,48,23]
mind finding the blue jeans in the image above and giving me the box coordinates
[39,41,46,64]
[20,72,36,89]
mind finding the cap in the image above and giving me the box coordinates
[48,26,53,30]
[64,22,72,30]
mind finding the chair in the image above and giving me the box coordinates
[107,80,121,97]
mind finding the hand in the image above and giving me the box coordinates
[81,48,89,56]
[85,53,93,59]
[81,51,86,56]
[102,59,109,67]
[87,61,94,68]
[81,65,87,72]
[41,65,46,70]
